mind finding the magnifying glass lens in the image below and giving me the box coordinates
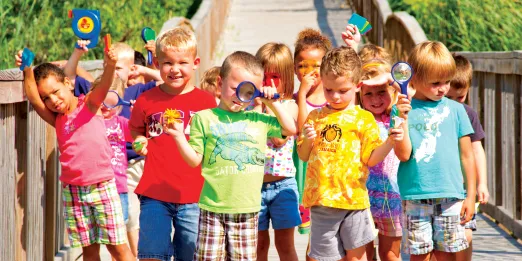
[103,91,120,108]
[392,63,412,83]
[238,82,256,102]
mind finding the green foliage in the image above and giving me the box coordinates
[388,0,522,52]
[0,0,201,69]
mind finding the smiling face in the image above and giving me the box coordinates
[360,84,395,117]
[218,67,263,112]
[322,73,357,110]
[156,47,200,92]
[37,75,74,114]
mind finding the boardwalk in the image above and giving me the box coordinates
[98,0,522,260]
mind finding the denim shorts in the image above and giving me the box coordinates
[138,196,200,261]
[259,177,302,231]
[119,192,129,224]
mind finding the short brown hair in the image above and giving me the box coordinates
[408,41,456,85]
[220,51,264,81]
[156,26,198,58]
[451,54,472,90]
[200,66,221,97]
[294,28,332,61]
[256,43,294,99]
[320,46,362,83]
[358,44,392,64]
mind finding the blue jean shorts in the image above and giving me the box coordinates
[119,192,129,224]
[259,177,301,231]
[138,195,200,261]
[402,198,469,255]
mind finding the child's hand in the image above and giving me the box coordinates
[302,122,317,142]
[132,136,148,156]
[105,47,118,67]
[76,40,91,53]
[387,127,404,144]
[477,183,490,204]
[298,70,318,95]
[129,100,136,114]
[396,94,411,119]
[162,119,185,139]
[14,49,23,67]
[129,64,143,79]
[341,24,361,50]
[144,40,156,58]
[259,85,278,103]
[460,197,475,224]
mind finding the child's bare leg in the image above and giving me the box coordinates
[410,253,432,261]
[455,228,473,261]
[106,243,135,261]
[82,244,101,261]
[274,228,298,261]
[433,250,456,261]
[345,245,368,261]
[127,229,139,257]
[377,235,401,261]
[365,241,375,260]
[257,230,271,261]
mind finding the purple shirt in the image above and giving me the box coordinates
[463,103,485,142]
[104,116,133,193]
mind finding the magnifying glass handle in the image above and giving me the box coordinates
[258,93,280,100]
[399,83,408,96]
[147,51,152,65]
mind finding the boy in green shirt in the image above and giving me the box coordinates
[164,51,296,260]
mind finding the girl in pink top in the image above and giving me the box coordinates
[17,45,134,260]
[100,76,133,223]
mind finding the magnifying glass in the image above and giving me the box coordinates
[103,90,131,108]
[391,62,413,95]
[236,81,280,103]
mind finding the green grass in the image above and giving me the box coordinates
[0,0,202,69]
[388,0,522,52]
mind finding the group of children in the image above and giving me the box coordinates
[15,17,489,261]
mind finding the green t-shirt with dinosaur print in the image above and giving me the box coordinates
[188,108,282,213]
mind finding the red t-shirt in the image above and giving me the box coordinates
[129,87,217,203]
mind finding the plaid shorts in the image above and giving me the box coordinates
[194,209,259,261]
[374,216,402,237]
[62,179,127,248]
[401,198,468,255]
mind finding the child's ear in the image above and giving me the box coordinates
[64,77,74,91]
[193,56,201,70]
[153,57,159,69]
[217,75,222,90]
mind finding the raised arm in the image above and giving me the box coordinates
[23,67,57,126]
[393,94,412,161]
[264,101,296,137]
[85,47,117,113]
[131,65,163,84]
[63,40,90,80]
[297,122,316,162]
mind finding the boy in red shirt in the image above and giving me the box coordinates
[130,27,217,261]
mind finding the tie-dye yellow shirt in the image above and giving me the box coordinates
[299,105,383,210]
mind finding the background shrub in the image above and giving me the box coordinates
[0,0,201,69]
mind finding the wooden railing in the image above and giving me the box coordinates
[349,0,522,239]
[0,0,230,260]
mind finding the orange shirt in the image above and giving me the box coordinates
[299,106,382,210]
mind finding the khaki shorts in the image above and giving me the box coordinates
[126,159,145,231]
[308,207,375,261]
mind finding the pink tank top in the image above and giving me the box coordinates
[55,95,114,186]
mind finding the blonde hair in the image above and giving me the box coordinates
[359,59,397,114]
[408,41,456,85]
[255,43,294,99]
[358,44,392,64]
[451,54,472,90]
[320,46,362,83]
[200,66,221,97]
[294,28,332,61]
[156,26,197,58]
[220,51,264,81]
[112,42,135,64]
[92,76,126,114]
